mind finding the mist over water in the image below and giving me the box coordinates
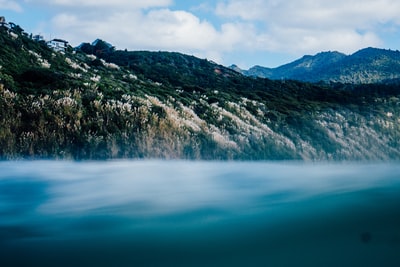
[1,161,400,267]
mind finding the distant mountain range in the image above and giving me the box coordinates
[232,48,400,84]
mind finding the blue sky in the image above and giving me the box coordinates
[1,0,400,69]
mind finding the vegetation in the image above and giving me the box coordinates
[240,48,400,84]
[1,24,400,160]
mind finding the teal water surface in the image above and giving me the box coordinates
[1,161,400,266]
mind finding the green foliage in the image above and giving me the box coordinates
[243,47,400,84]
[1,27,400,160]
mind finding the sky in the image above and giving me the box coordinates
[1,0,400,69]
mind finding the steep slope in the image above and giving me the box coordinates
[324,48,400,83]
[245,51,346,81]
[239,48,400,84]
[1,26,400,160]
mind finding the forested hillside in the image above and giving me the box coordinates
[1,24,400,160]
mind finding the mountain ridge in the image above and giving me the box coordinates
[1,22,400,160]
[234,47,400,84]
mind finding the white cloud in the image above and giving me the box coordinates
[216,0,400,27]
[216,0,267,21]
[23,0,281,64]
[143,9,218,49]
[48,7,258,64]
[19,0,400,66]
[215,0,400,55]
[51,10,216,50]
[26,0,172,9]
[0,0,22,12]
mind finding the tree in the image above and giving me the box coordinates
[78,43,94,54]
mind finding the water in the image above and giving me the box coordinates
[1,161,400,267]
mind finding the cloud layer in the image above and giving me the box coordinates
[4,0,400,66]
[216,0,400,53]
[0,0,22,12]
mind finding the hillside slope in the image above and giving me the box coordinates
[1,26,400,160]
[239,48,400,84]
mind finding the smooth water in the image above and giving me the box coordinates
[1,161,400,267]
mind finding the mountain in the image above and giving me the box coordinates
[237,48,400,84]
[1,23,400,160]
